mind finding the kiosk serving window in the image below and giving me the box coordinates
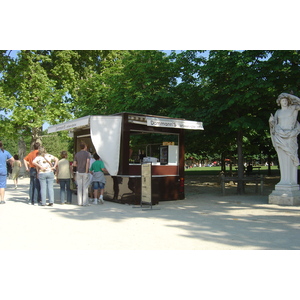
[129,132,179,166]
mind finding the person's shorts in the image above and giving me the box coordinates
[0,174,7,188]
[92,181,105,190]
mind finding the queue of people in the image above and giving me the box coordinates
[73,143,107,206]
[0,141,106,206]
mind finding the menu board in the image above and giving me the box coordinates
[141,162,152,206]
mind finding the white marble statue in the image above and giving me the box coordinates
[269,93,300,185]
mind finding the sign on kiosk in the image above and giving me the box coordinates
[146,117,204,130]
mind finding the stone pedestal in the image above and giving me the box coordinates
[268,184,300,206]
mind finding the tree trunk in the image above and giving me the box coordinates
[31,127,43,149]
[237,130,244,194]
[18,137,27,161]
[221,152,226,172]
[18,136,27,176]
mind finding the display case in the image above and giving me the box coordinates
[160,145,178,165]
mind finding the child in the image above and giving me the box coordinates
[89,153,106,204]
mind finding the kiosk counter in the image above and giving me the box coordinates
[48,113,203,205]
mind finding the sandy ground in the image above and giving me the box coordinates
[1,175,300,250]
[2,175,300,300]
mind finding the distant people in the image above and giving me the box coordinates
[139,150,146,163]
[90,153,106,204]
[56,151,72,204]
[246,163,253,176]
[24,142,41,205]
[73,143,90,206]
[12,154,22,189]
[33,147,58,206]
[0,141,14,204]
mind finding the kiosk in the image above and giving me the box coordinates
[48,113,203,205]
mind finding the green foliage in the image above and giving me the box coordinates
[40,131,73,160]
[1,49,300,170]
[0,137,19,156]
[56,50,127,117]
[94,50,177,116]
[0,51,72,142]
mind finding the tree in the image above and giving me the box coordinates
[0,50,71,147]
[117,50,176,115]
[65,50,128,117]
[78,50,177,116]
[2,49,300,182]
[41,131,73,160]
[194,51,274,193]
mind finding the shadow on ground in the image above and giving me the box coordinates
[6,175,300,250]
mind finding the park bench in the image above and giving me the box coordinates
[220,173,265,196]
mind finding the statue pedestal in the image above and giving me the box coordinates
[269,184,300,206]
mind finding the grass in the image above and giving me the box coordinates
[185,166,282,176]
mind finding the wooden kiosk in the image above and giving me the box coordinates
[48,113,203,205]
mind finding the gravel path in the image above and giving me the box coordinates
[1,176,300,250]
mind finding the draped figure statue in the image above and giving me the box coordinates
[269,93,300,185]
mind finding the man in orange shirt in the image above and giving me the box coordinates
[24,142,41,205]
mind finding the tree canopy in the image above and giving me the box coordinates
[1,49,300,180]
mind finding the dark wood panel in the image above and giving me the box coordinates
[128,165,179,175]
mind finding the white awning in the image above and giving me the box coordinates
[90,116,122,176]
[47,116,91,133]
